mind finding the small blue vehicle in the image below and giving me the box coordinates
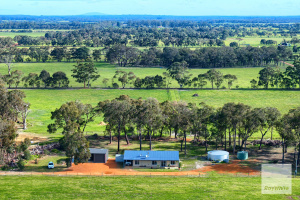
[48,161,54,169]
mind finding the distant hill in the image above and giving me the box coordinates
[81,12,108,16]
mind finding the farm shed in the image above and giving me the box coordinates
[123,150,179,169]
[207,150,229,162]
[89,148,108,163]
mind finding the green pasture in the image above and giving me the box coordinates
[224,36,297,47]
[0,31,45,38]
[0,176,299,200]
[225,37,281,47]
[23,89,300,139]
[0,62,288,89]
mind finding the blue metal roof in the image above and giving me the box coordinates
[123,150,179,161]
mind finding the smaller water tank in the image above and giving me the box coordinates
[237,151,248,160]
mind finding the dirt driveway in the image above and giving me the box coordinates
[55,159,259,176]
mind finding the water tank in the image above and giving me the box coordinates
[207,150,229,162]
[237,151,248,160]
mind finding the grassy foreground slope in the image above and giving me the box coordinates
[24,89,300,138]
[0,62,288,88]
[0,176,299,200]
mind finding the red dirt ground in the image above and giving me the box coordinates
[54,158,260,176]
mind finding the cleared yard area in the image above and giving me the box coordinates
[54,158,259,176]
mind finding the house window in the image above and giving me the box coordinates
[152,161,157,165]
[171,161,176,165]
[135,160,139,165]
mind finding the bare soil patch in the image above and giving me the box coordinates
[16,131,48,144]
[55,158,259,176]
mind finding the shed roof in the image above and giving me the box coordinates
[89,148,108,154]
[124,150,179,161]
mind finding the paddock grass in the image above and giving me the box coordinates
[224,35,300,47]
[0,62,289,89]
[0,175,299,199]
[0,31,46,37]
[224,37,288,47]
[22,89,300,140]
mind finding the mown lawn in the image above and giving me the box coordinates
[0,62,289,89]
[23,89,300,140]
[24,155,67,172]
[0,175,299,199]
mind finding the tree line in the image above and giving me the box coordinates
[1,20,299,47]
[47,95,300,166]
[251,60,300,89]
[0,79,31,170]
[0,46,92,63]
[0,43,294,69]
[106,45,293,68]
[0,60,237,89]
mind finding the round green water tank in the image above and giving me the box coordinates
[237,151,248,160]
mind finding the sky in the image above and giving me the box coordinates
[0,0,299,16]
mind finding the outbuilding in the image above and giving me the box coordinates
[89,148,108,163]
[123,150,180,169]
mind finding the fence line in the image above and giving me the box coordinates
[0,171,271,178]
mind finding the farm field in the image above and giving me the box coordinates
[0,62,289,89]
[23,89,300,139]
[224,36,295,47]
[0,176,299,200]
[0,31,46,37]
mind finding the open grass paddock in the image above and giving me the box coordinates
[0,176,299,199]
[23,89,300,139]
[0,62,289,89]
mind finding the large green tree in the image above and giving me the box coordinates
[167,61,192,88]
[72,62,100,88]
[47,101,96,166]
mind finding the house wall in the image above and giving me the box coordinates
[132,160,179,169]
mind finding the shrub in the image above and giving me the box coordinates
[21,138,31,151]
[112,83,119,89]
[51,149,60,154]
[1,165,10,171]
[92,133,98,139]
[44,149,50,155]
[17,159,25,171]
[24,150,31,160]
